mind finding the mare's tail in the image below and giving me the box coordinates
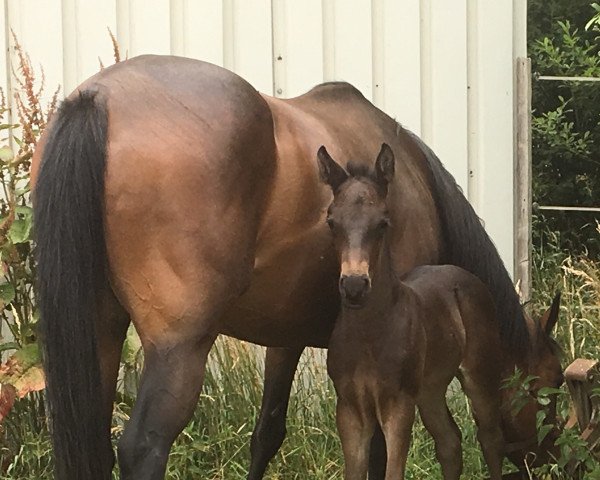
[34,91,111,479]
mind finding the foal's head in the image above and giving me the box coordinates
[317,144,395,309]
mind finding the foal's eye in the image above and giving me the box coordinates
[377,219,390,230]
[326,218,335,229]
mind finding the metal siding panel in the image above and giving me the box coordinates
[473,1,514,271]
[467,0,480,213]
[182,0,224,66]
[0,2,9,126]
[1,0,516,271]
[371,0,383,107]
[278,0,323,98]
[0,2,7,98]
[232,0,272,94]
[61,0,77,94]
[223,0,234,70]
[116,0,131,58]
[331,0,372,100]
[322,0,334,81]
[430,0,468,191]
[382,0,420,134]
[170,0,185,56]
[74,1,117,84]
[271,0,285,97]
[419,0,432,143]
[513,0,527,59]
[128,0,170,57]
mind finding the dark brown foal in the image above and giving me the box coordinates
[319,144,506,480]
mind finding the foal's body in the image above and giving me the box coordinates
[329,263,504,480]
[317,146,555,480]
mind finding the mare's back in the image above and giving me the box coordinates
[286,82,398,159]
[281,82,444,273]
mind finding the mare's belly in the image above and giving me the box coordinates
[218,229,340,348]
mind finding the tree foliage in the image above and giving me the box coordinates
[529,0,600,255]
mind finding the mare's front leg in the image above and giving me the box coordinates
[337,399,375,480]
[379,395,417,480]
[248,346,304,480]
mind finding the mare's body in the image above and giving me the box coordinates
[31,55,549,480]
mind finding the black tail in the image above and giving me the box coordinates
[409,132,530,355]
[34,91,110,479]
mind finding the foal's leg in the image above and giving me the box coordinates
[459,370,504,480]
[337,400,375,480]
[379,395,416,480]
[418,389,463,480]
[248,346,304,480]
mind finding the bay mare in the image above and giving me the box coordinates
[32,55,552,480]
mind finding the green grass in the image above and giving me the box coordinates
[2,244,599,479]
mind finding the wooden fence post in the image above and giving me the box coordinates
[514,57,532,301]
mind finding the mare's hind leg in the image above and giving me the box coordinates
[418,388,463,480]
[458,368,504,480]
[117,320,217,480]
[114,270,232,479]
[96,287,130,472]
[337,400,375,480]
[248,346,304,480]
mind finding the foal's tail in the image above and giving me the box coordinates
[34,91,111,480]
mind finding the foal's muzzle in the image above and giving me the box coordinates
[339,274,371,308]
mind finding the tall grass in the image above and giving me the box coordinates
[124,341,494,480]
[532,225,600,363]
[3,239,599,478]
[2,338,500,479]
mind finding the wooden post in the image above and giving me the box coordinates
[514,57,532,301]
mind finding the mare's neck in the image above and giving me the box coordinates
[499,328,534,378]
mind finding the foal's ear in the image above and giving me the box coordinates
[540,291,561,335]
[317,146,348,191]
[374,143,395,188]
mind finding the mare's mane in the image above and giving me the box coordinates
[406,130,530,356]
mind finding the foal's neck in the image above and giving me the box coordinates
[342,237,407,322]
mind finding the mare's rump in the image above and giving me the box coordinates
[32,56,278,480]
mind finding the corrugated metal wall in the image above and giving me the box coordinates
[1,0,526,271]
